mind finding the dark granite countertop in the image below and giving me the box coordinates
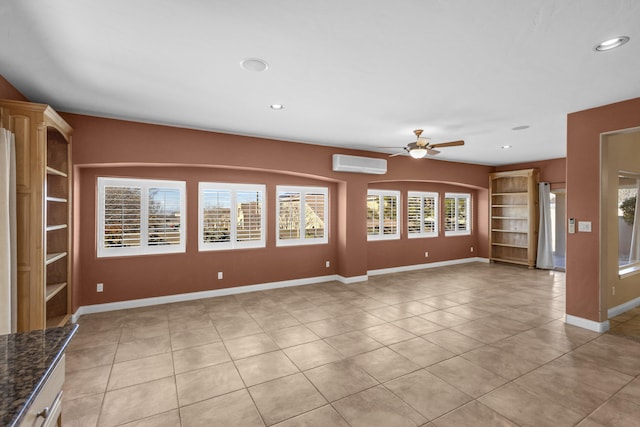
[0,324,78,427]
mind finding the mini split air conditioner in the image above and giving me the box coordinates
[332,154,387,175]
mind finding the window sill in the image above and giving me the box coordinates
[619,263,640,279]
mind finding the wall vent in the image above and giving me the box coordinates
[332,154,387,175]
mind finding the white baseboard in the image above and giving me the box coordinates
[565,314,610,333]
[368,257,489,276]
[73,274,344,321]
[71,257,489,322]
[608,295,640,319]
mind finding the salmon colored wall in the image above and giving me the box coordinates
[0,75,28,101]
[366,182,480,271]
[62,113,492,309]
[495,158,566,190]
[566,97,640,322]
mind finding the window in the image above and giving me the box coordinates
[444,193,471,236]
[97,177,186,257]
[276,186,328,246]
[367,190,400,240]
[618,172,640,277]
[199,183,265,251]
[408,192,438,238]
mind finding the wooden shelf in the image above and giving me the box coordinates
[46,314,71,329]
[45,252,67,265]
[46,282,67,302]
[46,224,68,232]
[46,196,68,203]
[46,166,68,177]
[492,243,528,249]
[489,169,539,268]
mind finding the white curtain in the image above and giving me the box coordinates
[629,178,640,264]
[537,182,554,269]
[0,128,17,334]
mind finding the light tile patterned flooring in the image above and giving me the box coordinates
[62,263,640,426]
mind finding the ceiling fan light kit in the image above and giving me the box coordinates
[391,129,465,159]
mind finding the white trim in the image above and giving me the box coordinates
[565,314,609,332]
[608,295,640,318]
[72,273,365,320]
[368,257,489,276]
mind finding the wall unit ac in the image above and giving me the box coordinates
[332,154,387,175]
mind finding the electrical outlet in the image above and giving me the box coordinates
[612,286,616,296]
[326,261,330,268]
[97,283,103,293]
[470,246,474,253]
[424,251,429,258]
[217,272,223,280]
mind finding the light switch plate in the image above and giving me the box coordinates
[578,221,592,232]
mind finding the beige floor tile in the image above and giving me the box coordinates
[480,383,585,427]
[418,296,461,309]
[426,356,508,398]
[179,389,264,427]
[289,307,333,323]
[64,365,111,401]
[333,385,427,427]
[169,313,213,332]
[337,312,387,329]
[62,393,103,427]
[385,370,472,420]
[442,304,492,320]
[367,306,414,322]
[324,331,383,357]
[545,354,633,394]
[252,312,301,331]
[267,325,320,348]
[107,352,174,390]
[389,337,455,367]
[172,342,231,374]
[170,326,221,350]
[114,335,171,363]
[66,343,117,372]
[491,334,565,365]
[249,373,327,425]
[271,405,350,427]
[283,340,344,371]
[431,401,518,427]
[420,311,470,328]
[120,323,170,343]
[514,367,612,415]
[392,301,438,315]
[305,318,355,338]
[422,329,484,354]
[349,347,420,382]
[98,377,178,427]
[391,317,446,335]
[461,345,541,380]
[618,377,640,403]
[119,410,181,427]
[475,314,531,335]
[67,328,121,352]
[451,321,514,344]
[176,361,244,406]
[225,333,280,359]
[215,318,265,340]
[573,334,640,376]
[361,323,416,345]
[585,395,640,426]
[304,359,379,402]
[234,350,299,386]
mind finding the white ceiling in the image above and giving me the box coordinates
[1,0,639,166]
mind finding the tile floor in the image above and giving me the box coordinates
[61,263,640,426]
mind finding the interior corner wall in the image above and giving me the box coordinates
[566,97,640,322]
[0,75,28,102]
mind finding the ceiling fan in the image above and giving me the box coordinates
[390,129,465,159]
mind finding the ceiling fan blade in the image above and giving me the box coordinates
[389,152,405,157]
[427,149,440,156]
[429,140,464,148]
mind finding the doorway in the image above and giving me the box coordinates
[550,190,566,271]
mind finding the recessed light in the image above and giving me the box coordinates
[594,36,630,52]
[512,125,530,131]
[240,58,269,72]
[501,145,512,149]
[270,104,284,110]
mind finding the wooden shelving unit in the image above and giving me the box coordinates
[0,99,73,331]
[489,169,539,268]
